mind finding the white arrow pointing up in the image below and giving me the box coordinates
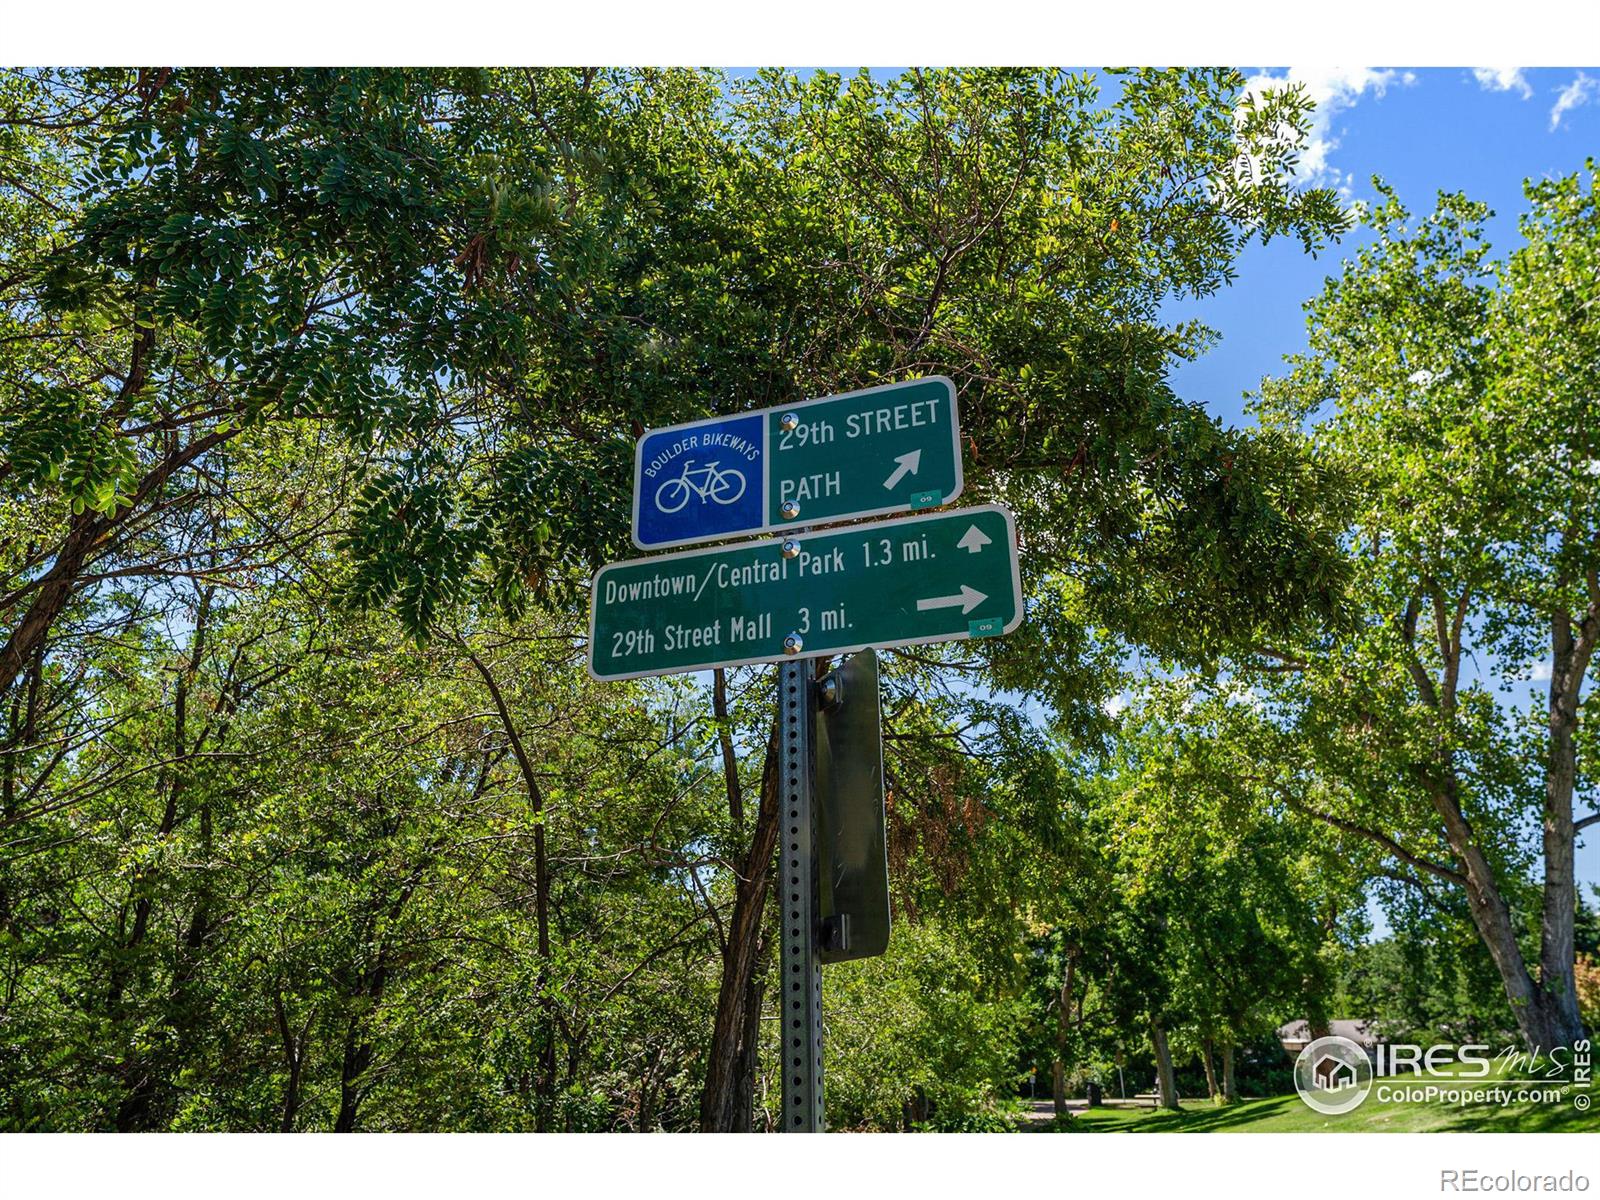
[956,525,992,554]
[882,449,922,491]
[917,585,988,615]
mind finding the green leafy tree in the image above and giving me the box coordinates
[3,67,1360,1132]
[821,920,1027,1131]
[1251,168,1600,1051]
[1088,690,1360,1106]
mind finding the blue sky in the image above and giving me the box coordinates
[1165,66,1600,427]
[1158,66,1600,903]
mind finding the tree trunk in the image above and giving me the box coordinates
[274,990,311,1132]
[1417,597,1592,1054]
[1052,945,1075,1117]
[332,925,404,1135]
[1416,597,1568,1054]
[1150,1022,1179,1111]
[0,517,104,698]
[334,1015,371,1132]
[531,798,556,1131]
[1297,587,1591,1056]
[460,644,560,1128]
[1222,1043,1237,1104]
[1433,779,1569,1053]
[110,588,215,1131]
[638,1048,662,1132]
[1535,606,1595,1051]
[0,645,43,942]
[730,930,769,1132]
[1199,1038,1219,1102]
[713,668,743,828]
[700,724,781,1131]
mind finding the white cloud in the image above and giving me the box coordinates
[1103,692,1130,718]
[1531,660,1553,682]
[1239,67,1413,189]
[1550,73,1598,130]
[1473,68,1532,99]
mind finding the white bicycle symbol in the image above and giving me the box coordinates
[654,459,747,513]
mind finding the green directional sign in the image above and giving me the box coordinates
[589,504,1021,680]
[766,376,962,530]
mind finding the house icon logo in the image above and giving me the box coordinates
[1294,1035,1374,1115]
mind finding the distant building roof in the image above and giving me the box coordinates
[1277,1019,1377,1050]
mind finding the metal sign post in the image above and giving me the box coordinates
[779,659,823,1132]
[592,377,1024,1134]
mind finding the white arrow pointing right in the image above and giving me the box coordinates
[956,525,992,554]
[917,584,988,615]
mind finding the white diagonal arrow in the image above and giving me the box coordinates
[882,449,922,491]
[956,525,992,554]
[917,584,988,615]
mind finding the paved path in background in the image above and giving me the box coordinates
[1021,1097,1152,1128]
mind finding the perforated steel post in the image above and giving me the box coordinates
[778,658,823,1131]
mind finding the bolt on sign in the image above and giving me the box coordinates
[631,376,963,550]
[588,504,1022,680]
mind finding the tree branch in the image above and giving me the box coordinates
[1396,595,1440,709]
[1281,792,1465,887]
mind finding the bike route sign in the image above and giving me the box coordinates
[631,377,963,550]
[590,504,1020,680]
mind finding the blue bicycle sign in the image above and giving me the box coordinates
[634,412,765,548]
[654,460,748,513]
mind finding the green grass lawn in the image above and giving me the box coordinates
[1053,1094,1591,1132]
[1046,1081,1597,1133]
[1035,1056,1599,1133]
